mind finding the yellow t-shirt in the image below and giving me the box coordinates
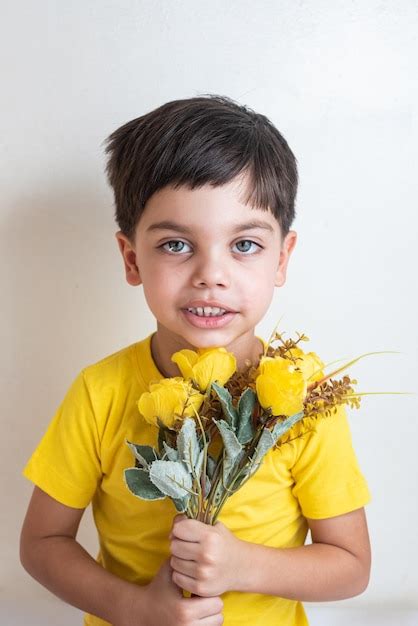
[22,333,371,626]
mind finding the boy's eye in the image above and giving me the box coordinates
[233,240,261,254]
[159,239,262,255]
[161,240,192,254]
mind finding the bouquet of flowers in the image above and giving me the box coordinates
[123,327,387,525]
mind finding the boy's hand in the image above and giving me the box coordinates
[119,557,224,626]
[169,514,245,597]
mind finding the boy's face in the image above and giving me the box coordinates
[116,174,297,369]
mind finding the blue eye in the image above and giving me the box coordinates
[233,240,261,254]
[161,240,192,254]
[159,239,262,255]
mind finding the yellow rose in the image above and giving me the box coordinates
[171,347,237,392]
[256,356,307,416]
[138,377,204,428]
[288,348,325,382]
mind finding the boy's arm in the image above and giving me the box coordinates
[238,507,371,600]
[169,506,371,601]
[19,486,146,625]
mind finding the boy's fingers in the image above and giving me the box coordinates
[172,517,207,540]
[170,537,199,560]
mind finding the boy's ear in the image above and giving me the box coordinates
[274,230,297,287]
[115,231,142,286]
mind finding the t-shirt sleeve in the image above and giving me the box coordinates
[22,370,102,508]
[290,403,372,519]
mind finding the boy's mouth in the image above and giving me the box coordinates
[181,305,236,329]
[185,306,229,317]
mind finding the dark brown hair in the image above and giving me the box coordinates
[104,94,298,242]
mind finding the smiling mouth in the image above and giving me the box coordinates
[184,306,231,317]
[181,307,236,329]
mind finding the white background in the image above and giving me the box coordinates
[1,1,417,624]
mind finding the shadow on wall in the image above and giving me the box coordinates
[2,180,124,614]
[3,176,159,461]
[3,180,121,392]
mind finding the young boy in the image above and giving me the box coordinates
[20,94,371,626]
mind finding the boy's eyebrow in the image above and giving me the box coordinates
[146,219,274,234]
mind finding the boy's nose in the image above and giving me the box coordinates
[191,255,231,289]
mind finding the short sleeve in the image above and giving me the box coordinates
[22,370,102,508]
[290,403,372,519]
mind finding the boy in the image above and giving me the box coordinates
[20,94,371,626]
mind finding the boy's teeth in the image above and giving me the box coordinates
[187,306,227,317]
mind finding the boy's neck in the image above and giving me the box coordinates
[150,327,264,379]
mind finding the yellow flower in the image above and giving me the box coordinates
[288,348,325,383]
[171,347,237,392]
[138,377,204,428]
[256,356,307,416]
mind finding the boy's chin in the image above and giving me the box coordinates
[160,324,235,350]
[175,326,253,351]
[181,332,232,350]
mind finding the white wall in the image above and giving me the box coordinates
[1,0,417,622]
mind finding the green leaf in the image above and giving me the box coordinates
[271,410,305,443]
[211,383,238,429]
[252,428,275,466]
[236,388,256,444]
[215,419,242,460]
[172,495,190,513]
[195,443,209,477]
[162,441,178,462]
[245,411,306,479]
[125,441,159,469]
[177,418,200,473]
[149,460,193,499]
[229,467,252,490]
[206,455,217,479]
[214,419,244,486]
[222,449,245,486]
[123,467,166,500]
